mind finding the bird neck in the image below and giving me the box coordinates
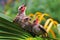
[18,10,26,16]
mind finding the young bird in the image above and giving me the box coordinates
[13,4,26,23]
[21,18,32,31]
[32,18,47,36]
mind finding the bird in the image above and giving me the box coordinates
[13,4,31,29]
[13,4,27,24]
[22,18,32,31]
[32,18,48,37]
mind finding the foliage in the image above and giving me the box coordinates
[0,13,60,40]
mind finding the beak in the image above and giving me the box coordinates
[21,4,26,11]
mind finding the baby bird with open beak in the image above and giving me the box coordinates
[13,4,26,24]
[32,18,47,36]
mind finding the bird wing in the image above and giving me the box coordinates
[39,25,47,33]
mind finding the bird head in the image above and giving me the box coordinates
[18,4,26,13]
[33,18,39,25]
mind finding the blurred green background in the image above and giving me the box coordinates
[0,0,60,23]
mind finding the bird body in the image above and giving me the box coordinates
[32,18,47,36]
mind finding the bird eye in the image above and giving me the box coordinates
[19,7,23,10]
[21,7,23,8]
[25,18,29,20]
